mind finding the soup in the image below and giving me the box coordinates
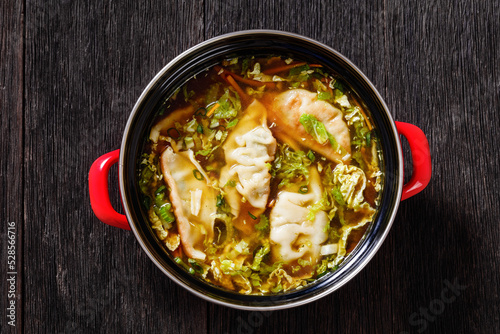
[137,56,383,295]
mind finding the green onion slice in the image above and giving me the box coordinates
[167,127,181,139]
[193,169,204,181]
[155,185,167,196]
[216,194,225,207]
[188,259,204,274]
[307,150,315,162]
[197,124,204,134]
[195,107,207,117]
[299,185,309,194]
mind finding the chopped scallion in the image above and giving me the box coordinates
[307,150,315,162]
[365,131,372,146]
[167,127,181,139]
[216,194,225,207]
[174,257,195,275]
[155,185,167,196]
[316,270,329,279]
[157,204,174,224]
[195,107,207,117]
[193,169,204,181]
[299,185,309,194]
[255,215,269,232]
[188,259,204,274]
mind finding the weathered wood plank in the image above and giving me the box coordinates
[0,1,24,333]
[8,0,500,333]
[22,1,206,332]
[384,1,500,333]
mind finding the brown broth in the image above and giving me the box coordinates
[138,56,383,295]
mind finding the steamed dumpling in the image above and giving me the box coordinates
[220,100,276,233]
[160,147,216,260]
[269,167,328,266]
[224,126,276,209]
[150,105,195,143]
[269,89,351,163]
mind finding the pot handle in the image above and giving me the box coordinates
[395,122,432,201]
[88,149,130,230]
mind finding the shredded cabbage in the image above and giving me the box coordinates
[307,189,338,221]
[220,259,251,277]
[234,240,250,255]
[165,233,180,252]
[332,163,368,210]
[335,94,351,108]
[248,62,261,75]
[265,268,301,293]
[330,215,373,266]
[271,143,312,187]
[138,153,158,197]
[251,242,270,271]
[287,64,312,82]
[214,87,241,119]
[344,107,371,148]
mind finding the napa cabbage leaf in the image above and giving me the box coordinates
[332,163,368,210]
[271,144,312,187]
[299,114,339,151]
[214,87,241,119]
[251,241,270,271]
[330,216,373,267]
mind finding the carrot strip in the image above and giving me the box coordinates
[206,103,220,117]
[351,98,373,131]
[172,242,184,258]
[213,65,226,76]
[308,64,323,68]
[215,65,274,88]
[226,75,249,102]
[262,62,306,75]
[233,75,275,88]
[359,107,373,131]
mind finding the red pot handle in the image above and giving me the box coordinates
[88,149,130,230]
[395,121,432,201]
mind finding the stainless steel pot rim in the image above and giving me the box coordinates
[119,29,404,310]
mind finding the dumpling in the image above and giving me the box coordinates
[269,167,328,267]
[220,100,276,234]
[150,105,195,143]
[269,89,351,163]
[160,146,217,260]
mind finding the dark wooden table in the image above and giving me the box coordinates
[1,1,499,333]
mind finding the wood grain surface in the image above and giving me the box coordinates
[1,0,499,333]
